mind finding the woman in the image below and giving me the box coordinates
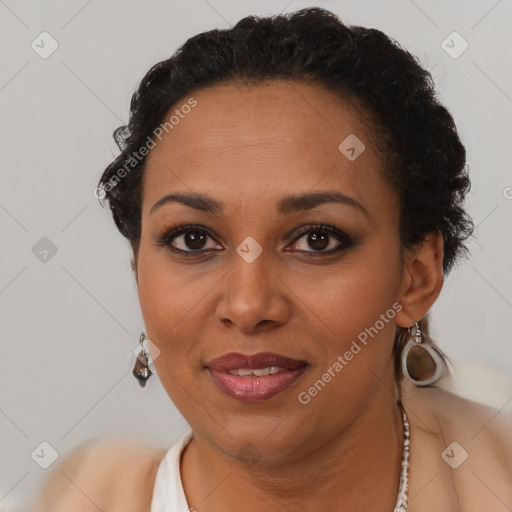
[30,7,512,512]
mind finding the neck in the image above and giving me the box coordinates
[181,374,405,512]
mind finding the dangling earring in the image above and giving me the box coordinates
[133,332,152,387]
[402,322,446,386]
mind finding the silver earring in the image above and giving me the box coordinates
[133,332,152,387]
[402,322,446,386]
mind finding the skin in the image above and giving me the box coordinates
[134,80,444,512]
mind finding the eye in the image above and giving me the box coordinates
[156,223,355,257]
[287,224,354,255]
[156,225,222,255]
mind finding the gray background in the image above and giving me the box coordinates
[1,0,511,510]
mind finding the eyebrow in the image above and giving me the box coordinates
[150,191,369,218]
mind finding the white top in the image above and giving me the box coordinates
[151,429,194,512]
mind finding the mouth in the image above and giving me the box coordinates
[204,352,309,402]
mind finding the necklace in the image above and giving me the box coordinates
[393,400,411,511]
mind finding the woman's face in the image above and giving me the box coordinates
[136,80,410,462]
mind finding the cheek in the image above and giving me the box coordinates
[135,243,215,383]
[137,240,198,336]
[136,246,184,357]
[303,242,402,388]
[317,244,401,329]
[136,251,206,411]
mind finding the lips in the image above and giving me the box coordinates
[205,352,308,371]
[205,352,308,402]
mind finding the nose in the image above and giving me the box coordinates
[215,249,290,334]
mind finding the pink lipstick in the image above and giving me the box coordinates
[205,352,308,402]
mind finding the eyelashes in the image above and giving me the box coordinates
[290,224,355,254]
[155,223,356,258]
[156,225,221,256]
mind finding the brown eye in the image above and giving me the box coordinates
[157,225,222,255]
[288,225,354,255]
[303,231,330,251]
[177,229,208,250]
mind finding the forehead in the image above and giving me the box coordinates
[141,80,390,215]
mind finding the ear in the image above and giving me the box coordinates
[395,231,444,328]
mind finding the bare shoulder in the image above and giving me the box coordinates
[26,436,167,512]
